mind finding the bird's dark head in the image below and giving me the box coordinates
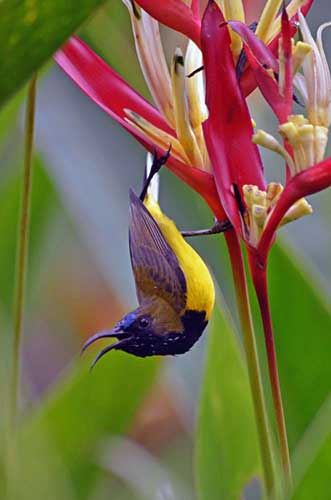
[82,300,208,367]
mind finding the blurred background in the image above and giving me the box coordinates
[0,1,330,499]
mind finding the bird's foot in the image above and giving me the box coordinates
[181,219,232,238]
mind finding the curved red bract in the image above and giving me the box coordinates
[54,37,173,134]
[55,37,225,220]
[231,8,293,123]
[258,157,331,258]
[201,1,265,237]
[135,0,201,48]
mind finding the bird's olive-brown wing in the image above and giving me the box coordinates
[129,189,187,314]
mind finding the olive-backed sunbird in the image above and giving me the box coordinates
[83,155,215,367]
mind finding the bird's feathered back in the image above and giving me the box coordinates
[129,189,187,314]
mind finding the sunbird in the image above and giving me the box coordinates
[83,151,229,368]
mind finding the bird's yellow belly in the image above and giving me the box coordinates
[145,197,215,320]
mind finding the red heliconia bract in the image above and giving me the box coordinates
[201,1,266,237]
[134,0,202,48]
[54,37,225,220]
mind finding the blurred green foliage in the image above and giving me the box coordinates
[196,299,261,500]
[0,157,57,314]
[267,244,331,450]
[291,396,331,500]
[22,354,158,499]
[83,2,149,99]
[0,0,107,105]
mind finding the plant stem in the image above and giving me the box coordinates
[11,74,37,426]
[225,230,276,496]
[250,255,292,490]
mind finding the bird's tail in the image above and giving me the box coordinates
[144,152,160,202]
[139,147,171,202]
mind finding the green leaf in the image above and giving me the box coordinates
[196,297,261,500]
[292,436,331,500]
[23,353,158,498]
[0,90,23,145]
[290,395,331,500]
[6,431,75,500]
[0,156,57,313]
[0,0,106,106]
[266,242,331,450]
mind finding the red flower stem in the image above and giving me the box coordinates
[251,157,331,488]
[11,74,37,427]
[225,229,276,495]
[249,252,292,490]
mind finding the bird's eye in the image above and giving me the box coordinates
[139,317,150,329]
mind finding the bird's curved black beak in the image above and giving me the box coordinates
[81,329,121,354]
[81,328,131,370]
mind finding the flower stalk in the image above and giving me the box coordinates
[225,230,276,496]
[11,74,37,426]
[249,252,292,491]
